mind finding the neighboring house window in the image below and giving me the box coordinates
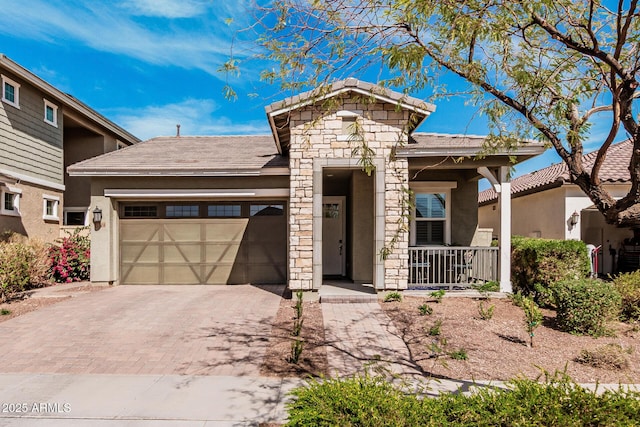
[42,195,60,221]
[64,208,87,226]
[123,205,158,218]
[250,204,284,216]
[1,186,21,216]
[1,74,20,108]
[43,99,58,127]
[410,182,456,246]
[166,205,199,217]
[208,204,241,217]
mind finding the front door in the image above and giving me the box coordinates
[322,196,346,276]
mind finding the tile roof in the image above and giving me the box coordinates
[67,135,289,176]
[478,139,632,204]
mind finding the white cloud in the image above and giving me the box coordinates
[110,99,269,140]
[120,0,209,18]
[0,0,254,75]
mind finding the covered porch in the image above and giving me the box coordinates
[399,134,545,292]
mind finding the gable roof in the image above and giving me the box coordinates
[478,139,632,204]
[0,54,139,145]
[265,78,436,155]
[67,135,289,177]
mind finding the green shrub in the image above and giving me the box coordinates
[427,319,442,336]
[49,228,90,283]
[477,301,495,320]
[511,237,590,306]
[418,303,432,316]
[520,296,543,347]
[0,235,51,302]
[612,270,640,322]
[383,291,402,302]
[553,279,621,337]
[449,348,468,360]
[430,289,445,303]
[285,372,640,426]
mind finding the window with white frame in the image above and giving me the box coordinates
[1,186,21,216]
[42,195,60,221]
[410,182,456,246]
[43,99,58,127]
[1,74,20,108]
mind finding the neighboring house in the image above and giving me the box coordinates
[478,140,632,276]
[69,79,545,291]
[0,54,139,241]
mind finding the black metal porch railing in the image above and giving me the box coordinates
[408,246,499,289]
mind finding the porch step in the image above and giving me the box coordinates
[319,294,379,304]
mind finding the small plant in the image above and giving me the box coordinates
[576,344,631,370]
[430,289,445,303]
[553,279,621,337]
[0,308,10,315]
[509,292,526,308]
[288,290,305,364]
[418,303,432,316]
[428,319,442,336]
[473,281,499,295]
[521,296,543,347]
[449,348,468,360]
[477,301,495,320]
[383,291,402,302]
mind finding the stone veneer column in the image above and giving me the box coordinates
[287,99,410,290]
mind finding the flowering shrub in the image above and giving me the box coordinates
[49,229,90,283]
[0,233,51,302]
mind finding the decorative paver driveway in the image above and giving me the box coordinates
[0,285,283,376]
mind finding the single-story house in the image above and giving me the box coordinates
[69,79,545,292]
[479,140,632,276]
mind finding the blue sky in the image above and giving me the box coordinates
[0,0,621,181]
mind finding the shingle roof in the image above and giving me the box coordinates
[67,135,289,176]
[397,133,545,158]
[478,139,632,204]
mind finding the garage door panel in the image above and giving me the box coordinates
[121,244,160,263]
[163,264,202,285]
[123,265,160,285]
[164,244,201,263]
[205,244,242,263]
[120,212,285,285]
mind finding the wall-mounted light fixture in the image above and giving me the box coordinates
[569,211,580,227]
[92,206,102,225]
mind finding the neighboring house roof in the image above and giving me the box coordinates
[478,139,632,205]
[265,78,436,155]
[397,133,545,159]
[67,135,289,177]
[0,54,140,145]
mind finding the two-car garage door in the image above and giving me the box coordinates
[119,203,286,285]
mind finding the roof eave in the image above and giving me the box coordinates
[67,167,291,177]
[397,145,546,158]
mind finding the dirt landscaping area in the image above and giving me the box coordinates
[381,296,640,384]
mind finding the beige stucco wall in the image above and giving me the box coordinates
[287,95,413,290]
[0,181,62,242]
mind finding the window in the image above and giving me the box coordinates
[123,205,157,218]
[250,204,284,216]
[0,186,21,216]
[414,193,446,245]
[410,182,456,246]
[166,205,199,217]
[208,204,241,217]
[42,195,60,221]
[1,75,20,108]
[43,99,58,127]
[64,209,87,226]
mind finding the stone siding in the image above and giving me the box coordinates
[288,96,413,290]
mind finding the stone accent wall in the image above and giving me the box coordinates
[288,95,412,290]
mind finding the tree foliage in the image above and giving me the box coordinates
[252,0,640,226]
